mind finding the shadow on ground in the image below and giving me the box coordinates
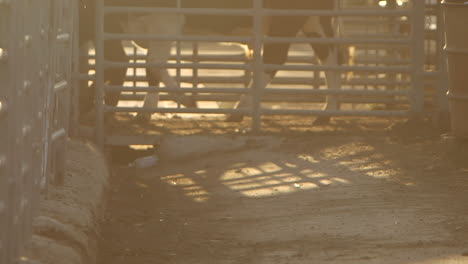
[98,119,468,264]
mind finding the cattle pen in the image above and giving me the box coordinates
[3,0,468,264]
[77,0,448,148]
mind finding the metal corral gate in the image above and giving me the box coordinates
[0,0,76,263]
[338,0,447,116]
[90,0,444,147]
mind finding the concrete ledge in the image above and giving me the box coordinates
[30,139,109,264]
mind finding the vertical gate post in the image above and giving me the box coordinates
[71,0,81,137]
[192,42,200,101]
[95,0,105,148]
[176,0,182,108]
[0,0,14,262]
[435,2,449,122]
[251,0,264,132]
[411,0,426,116]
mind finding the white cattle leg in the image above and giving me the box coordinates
[313,46,341,125]
[302,16,341,125]
[147,42,197,110]
[324,16,343,112]
[125,14,189,121]
[137,40,174,121]
[322,47,340,111]
[147,14,197,110]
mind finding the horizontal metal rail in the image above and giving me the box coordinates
[105,6,256,16]
[263,36,411,45]
[261,109,410,117]
[105,135,161,146]
[106,85,409,96]
[264,8,412,17]
[104,61,251,70]
[263,64,411,73]
[105,105,409,117]
[167,76,412,86]
[103,77,412,87]
[105,106,250,114]
[104,61,411,73]
[104,6,412,17]
[107,86,250,94]
[104,33,252,43]
[104,33,411,46]
[120,94,410,104]
[84,51,413,66]
[79,70,414,84]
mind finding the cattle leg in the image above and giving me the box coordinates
[226,72,273,122]
[135,66,161,122]
[103,39,127,106]
[315,47,340,125]
[303,16,341,125]
[78,7,126,116]
[227,16,306,122]
[138,40,197,122]
[79,42,94,115]
[91,14,128,108]
[136,42,171,122]
[129,15,196,122]
[81,40,126,113]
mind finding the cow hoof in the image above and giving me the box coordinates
[225,114,244,123]
[180,96,198,108]
[312,116,331,126]
[134,113,151,123]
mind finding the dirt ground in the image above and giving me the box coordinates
[95,116,468,264]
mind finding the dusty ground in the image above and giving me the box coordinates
[81,26,458,264]
[96,116,468,264]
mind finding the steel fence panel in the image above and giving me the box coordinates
[88,1,441,144]
[95,0,106,148]
[0,0,11,262]
[0,0,76,263]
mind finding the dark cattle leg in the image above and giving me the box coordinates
[226,15,307,122]
[78,2,96,114]
[102,14,127,107]
[102,37,127,106]
[79,1,198,122]
[81,41,126,110]
[78,6,127,114]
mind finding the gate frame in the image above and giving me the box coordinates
[0,0,76,263]
[92,0,432,147]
